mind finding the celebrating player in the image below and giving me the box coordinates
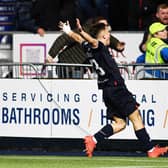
[58,18,168,158]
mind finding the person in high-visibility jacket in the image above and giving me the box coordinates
[145,22,168,79]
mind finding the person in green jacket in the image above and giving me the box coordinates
[145,22,168,79]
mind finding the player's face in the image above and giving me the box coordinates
[156,8,168,24]
[97,26,110,46]
[103,28,111,46]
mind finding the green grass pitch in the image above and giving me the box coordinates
[0,155,168,168]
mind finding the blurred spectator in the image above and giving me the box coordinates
[76,0,109,25]
[15,0,45,36]
[32,0,77,30]
[145,22,168,79]
[139,3,168,53]
[136,3,168,65]
[0,0,45,35]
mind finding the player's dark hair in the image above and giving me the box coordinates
[83,16,107,33]
[89,23,106,38]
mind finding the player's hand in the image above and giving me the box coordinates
[58,21,72,34]
[76,18,83,32]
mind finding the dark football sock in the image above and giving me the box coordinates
[94,124,113,142]
[135,128,154,151]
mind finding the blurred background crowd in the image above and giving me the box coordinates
[0,0,168,33]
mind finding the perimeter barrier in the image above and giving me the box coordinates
[0,62,168,80]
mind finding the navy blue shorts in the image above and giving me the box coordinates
[102,85,139,120]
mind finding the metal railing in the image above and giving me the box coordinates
[131,63,168,80]
[0,62,40,79]
[0,62,168,80]
[0,62,95,79]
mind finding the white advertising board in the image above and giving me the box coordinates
[0,79,167,140]
[13,33,58,63]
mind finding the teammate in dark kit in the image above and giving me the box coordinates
[58,19,168,158]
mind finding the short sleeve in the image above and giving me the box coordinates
[81,41,92,53]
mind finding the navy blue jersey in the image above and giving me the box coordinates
[82,41,125,89]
